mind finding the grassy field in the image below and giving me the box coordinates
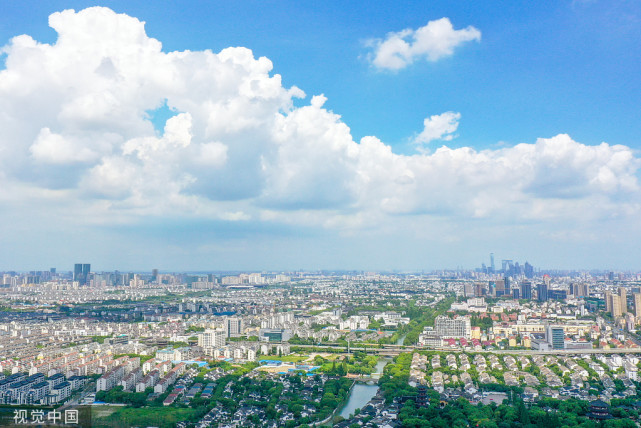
[91,406,197,428]
[274,355,310,363]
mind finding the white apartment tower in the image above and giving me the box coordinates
[434,315,471,339]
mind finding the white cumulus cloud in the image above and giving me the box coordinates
[368,18,481,70]
[414,111,461,145]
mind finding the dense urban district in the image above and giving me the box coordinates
[2,263,641,427]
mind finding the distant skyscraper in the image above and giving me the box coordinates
[537,283,548,302]
[73,264,82,283]
[521,281,532,300]
[73,263,90,285]
[490,253,495,273]
[83,264,90,285]
[152,269,158,282]
[512,288,520,299]
[524,262,533,278]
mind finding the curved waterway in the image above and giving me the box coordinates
[339,383,379,418]
[339,355,392,418]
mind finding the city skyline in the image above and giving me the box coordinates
[1,1,640,271]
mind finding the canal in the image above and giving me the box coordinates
[339,383,379,419]
[339,355,392,419]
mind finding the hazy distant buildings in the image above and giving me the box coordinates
[537,283,548,302]
[524,262,534,278]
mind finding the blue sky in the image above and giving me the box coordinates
[0,1,640,271]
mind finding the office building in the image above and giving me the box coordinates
[537,283,548,302]
[570,283,590,298]
[524,261,534,278]
[548,289,567,300]
[73,264,82,284]
[521,281,532,300]
[259,328,292,342]
[547,326,565,350]
[73,263,90,285]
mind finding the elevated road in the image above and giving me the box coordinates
[291,343,641,356]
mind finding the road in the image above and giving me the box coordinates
[291,343,641,356]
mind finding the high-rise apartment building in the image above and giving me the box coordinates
[435,315,471,339]
[198,329,226,349]
[608,293,622,318]
[226,317,243,338]
[634,293,641,320]
[619,287,628,314]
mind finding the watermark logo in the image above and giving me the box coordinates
[12,409,79,425]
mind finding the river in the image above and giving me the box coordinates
[374,356,392,374]
[339,383,379,419]
[339,355,392,419]
[396,333,407,345]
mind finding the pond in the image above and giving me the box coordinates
[339,383,379,419]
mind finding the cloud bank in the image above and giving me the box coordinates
[0,7,639,268]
